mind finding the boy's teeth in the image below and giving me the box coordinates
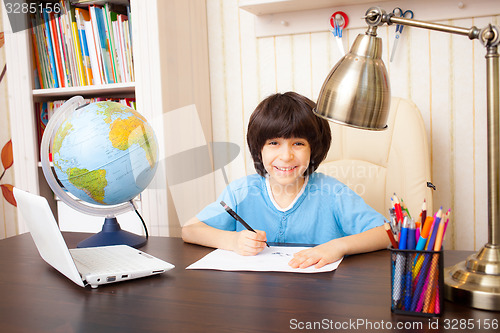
[276,166,293,171]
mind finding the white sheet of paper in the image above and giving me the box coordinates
[186,246,343,273]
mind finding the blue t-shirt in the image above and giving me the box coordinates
[196,172,385,245]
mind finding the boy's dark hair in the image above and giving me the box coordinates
[247,92,332,177]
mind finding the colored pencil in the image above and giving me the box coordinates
[384,222,398,249]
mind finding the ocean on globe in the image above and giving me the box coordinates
[52,101,158,206]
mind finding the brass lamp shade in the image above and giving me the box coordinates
[314,33,391,130]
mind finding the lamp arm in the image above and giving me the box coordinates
[364,7,500,45]
[387,16,479,39]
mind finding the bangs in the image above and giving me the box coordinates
[259,104,313,141]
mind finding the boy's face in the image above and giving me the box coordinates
[261,137,311,189]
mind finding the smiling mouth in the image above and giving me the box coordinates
[274,166,297,172]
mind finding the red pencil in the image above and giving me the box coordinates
[384,223,399,249]
[393,194,403,224]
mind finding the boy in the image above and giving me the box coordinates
[182,92,389,268]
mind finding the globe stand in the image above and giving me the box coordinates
[77,217,147,249]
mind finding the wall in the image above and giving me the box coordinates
[0,3,18,239]
[206,0,500,251]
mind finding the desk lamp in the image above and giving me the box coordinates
[314,6,500,311]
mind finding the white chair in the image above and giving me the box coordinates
[317,97,433,219]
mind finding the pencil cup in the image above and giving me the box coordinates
[390,248,444,317]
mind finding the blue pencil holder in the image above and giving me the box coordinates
[390,247,444,317]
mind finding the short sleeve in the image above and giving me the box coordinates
[196,184,237,231]
[333,185,385,236]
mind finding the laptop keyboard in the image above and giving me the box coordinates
[70,246,154,274]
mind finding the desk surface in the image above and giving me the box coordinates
[0,233,498,333]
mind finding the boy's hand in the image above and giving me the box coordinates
[233,230,267,256]
[288,242,343,269]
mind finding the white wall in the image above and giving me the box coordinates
[206,0,500,251]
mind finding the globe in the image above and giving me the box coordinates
[40,96,158,248]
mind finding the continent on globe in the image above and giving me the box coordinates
[66,167,107,204]
[109,116,157,168]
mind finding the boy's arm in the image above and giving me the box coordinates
[182,217,267,256]
[288,225,390,269]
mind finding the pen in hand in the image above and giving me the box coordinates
[220,201,269,247]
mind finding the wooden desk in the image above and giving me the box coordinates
[0,233,498,332]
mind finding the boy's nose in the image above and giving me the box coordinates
[280,145,294,160]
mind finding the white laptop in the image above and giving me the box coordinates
[13,188,175,288]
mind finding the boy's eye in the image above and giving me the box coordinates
[267,140,278,145]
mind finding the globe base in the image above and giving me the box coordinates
[77,217,147,249]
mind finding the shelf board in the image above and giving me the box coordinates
[32,82,136,100]
[239,0,382,16]
[240,0,498,37]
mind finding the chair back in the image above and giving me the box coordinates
[317,97,433,218]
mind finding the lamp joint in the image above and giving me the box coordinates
[480,24,500,47]
[364,7,386,27]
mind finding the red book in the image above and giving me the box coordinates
[49,12,65,87]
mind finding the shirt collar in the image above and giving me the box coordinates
[265,174,309,212]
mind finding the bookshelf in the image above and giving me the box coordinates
[32,82,135,100]
[2,0,213,236]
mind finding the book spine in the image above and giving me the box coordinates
[30,17,44,89]
[84,14,102,85]
[55,13,72,87]
[104,4,119,83]
[75,8,94,85]
[94,5,114,84]
[89,5,106,84]
[70,19,86,85]
[63,0,85,86]
[49,11,65,87]
[113,19,126,82]
[34,13,51,89]
[42,9,59,88]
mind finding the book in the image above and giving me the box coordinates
[34,14,51,88]
[83,9,103,85]
[122,17,134,81]
[35,102,48,149]
[103,4,120,83]
[116,14,129,82]
[65,1,86,86]
[112,17,125,82]
[48,11,65,87]
[91,5,114,84]
[58,7,77,86]
[30,18,44,89]
[55,11,73,87]
[75,7,94,85]
[42,9,59,88]
[88,5,107,84]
